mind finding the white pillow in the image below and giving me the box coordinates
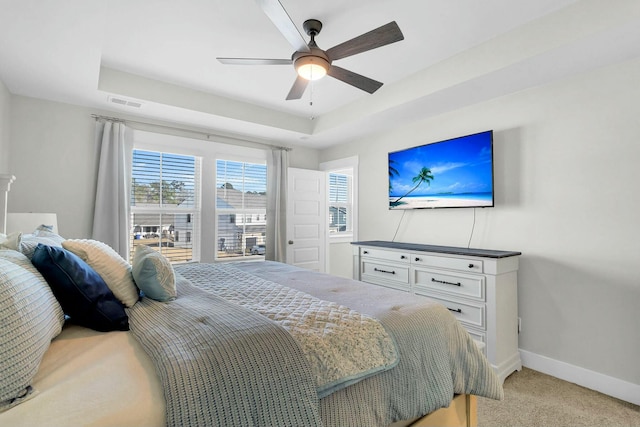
[62,239,139,308]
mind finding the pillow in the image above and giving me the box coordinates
[62,239,139,307]
[31,244,129,332]
[17,226,66,260]
[132,245,176,302]
[0,231,22,251]
[0,251,65,412]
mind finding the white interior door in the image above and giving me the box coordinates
[286,167,326,272]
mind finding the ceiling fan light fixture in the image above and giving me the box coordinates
[295,55,329,81]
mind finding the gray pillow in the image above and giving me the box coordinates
[17,226,66,260]
[0,250,65,411]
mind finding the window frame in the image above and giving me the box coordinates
[130,148,202,264]
[320,156,359,244]
[132,130,267,264]
[214,156,268,261]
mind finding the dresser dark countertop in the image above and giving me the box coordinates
[351,240,521,259]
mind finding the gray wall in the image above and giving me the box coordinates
[3,95,318,239]
[320,58,640,392]
[0,79,10,173]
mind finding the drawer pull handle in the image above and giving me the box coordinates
[374,267,395,275]
[415,257,420,262]
[363,251,369,254]
[400,255,406,259]
[468,263,474,268]
[447,307,462,314]
[432,278,461,287]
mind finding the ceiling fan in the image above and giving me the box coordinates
[217,0,404,100]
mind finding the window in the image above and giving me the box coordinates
[329,173,351,234]
[130,149,201,263]
[216,159,267,258]
[321,156,358,243]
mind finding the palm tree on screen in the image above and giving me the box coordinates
[388,159,399,192]
[393,167,434,204]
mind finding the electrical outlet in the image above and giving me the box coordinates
[518,317,522,334]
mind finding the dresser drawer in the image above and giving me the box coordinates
[361,260,410,291]
[361,247,410,264]
[425,295,485,329]
[412,254,483,273]
[413,268,485,301]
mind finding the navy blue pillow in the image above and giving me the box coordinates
[31,244,129,332]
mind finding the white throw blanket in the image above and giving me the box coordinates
[175,263,399,397]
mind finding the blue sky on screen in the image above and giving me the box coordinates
[389,132,493,197]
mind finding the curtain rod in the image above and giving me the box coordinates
[90,114,292,151]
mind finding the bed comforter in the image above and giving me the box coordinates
[129,261,503,427]
[128,273,323,427]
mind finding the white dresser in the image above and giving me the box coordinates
[352,240,522,383]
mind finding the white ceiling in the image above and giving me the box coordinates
[1,0,640,149]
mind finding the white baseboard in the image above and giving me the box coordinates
[519,349,640,406]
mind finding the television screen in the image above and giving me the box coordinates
[388,130,494,210]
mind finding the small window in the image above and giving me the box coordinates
[328,172,352,235]
[321,157,358,243]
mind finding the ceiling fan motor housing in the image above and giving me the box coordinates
[292,48,330,80]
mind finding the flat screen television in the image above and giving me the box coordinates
[389,130,494,210]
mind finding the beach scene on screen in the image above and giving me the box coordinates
[388,132,493,209]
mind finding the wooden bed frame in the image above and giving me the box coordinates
[390,394,477,427]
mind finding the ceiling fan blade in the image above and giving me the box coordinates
[326,21,404,61]
[327,65,383,94]
[217,57,292,65]
[286,75,309,100]
[254,0,310,53]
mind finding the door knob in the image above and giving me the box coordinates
[288,240,294,244]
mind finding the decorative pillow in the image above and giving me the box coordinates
[62,239,139,308]
[17,226,66,260]
[0,251,65,412]
[31,244,129,332]
[132,245,176,302]
[0,231,22,251]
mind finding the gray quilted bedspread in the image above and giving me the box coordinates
[234,261,505,427]
[130,261,504,427]
[175,262,398,398]
[127,275,323,427]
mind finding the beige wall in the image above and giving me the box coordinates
[320,58,640,393]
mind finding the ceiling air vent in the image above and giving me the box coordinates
[108,96,143,109]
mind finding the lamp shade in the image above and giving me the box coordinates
[295,56,329,81]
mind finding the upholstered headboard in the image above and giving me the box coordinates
[6,213,59,234]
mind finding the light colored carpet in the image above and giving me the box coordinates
[477,368,640,427]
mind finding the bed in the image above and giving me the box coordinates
[0,226,503,426]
